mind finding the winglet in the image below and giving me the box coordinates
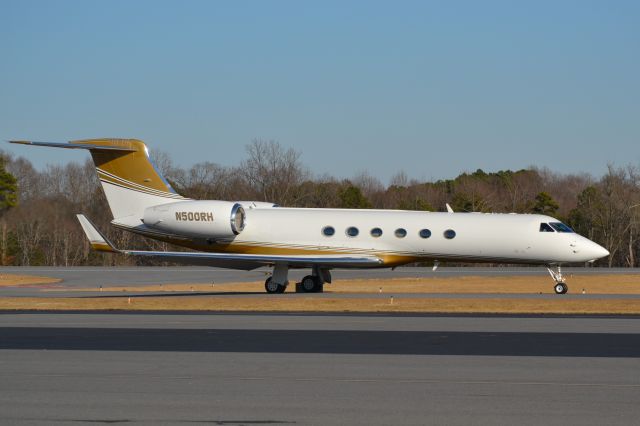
[446,203,454,213]
[76,214,119,253]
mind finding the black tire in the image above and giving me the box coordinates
[301,275,319,293]
[265,277,287,294]
[554,283,568,294]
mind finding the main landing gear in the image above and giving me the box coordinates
[547,265,568,294]
[264,277,287,294]
[264,263,289,294]
[264,264,331,294]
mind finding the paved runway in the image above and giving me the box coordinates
[1,312,639,425]
[2,266,639,298]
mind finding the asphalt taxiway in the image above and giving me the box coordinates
[1,312,639,425]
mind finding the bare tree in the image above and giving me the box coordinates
[150,148,175,178]
[351,171,384,198]
[242,139,309,205]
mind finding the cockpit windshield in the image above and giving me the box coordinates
[539,223,555,232]
[549,222,574,233]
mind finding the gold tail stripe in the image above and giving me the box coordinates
[96,168,186,199]
[96,167,176,196]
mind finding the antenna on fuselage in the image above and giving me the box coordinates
[446,203,454,213]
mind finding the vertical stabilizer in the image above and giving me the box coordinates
[71,138,186,219]
[9,138,187,220]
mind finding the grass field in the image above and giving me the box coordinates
[2,272,640,314]
[53,274,640,295]
[1,295,640,314]
[0,273,61,287]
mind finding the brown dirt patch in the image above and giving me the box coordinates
[1,295,640,314]
[62,274,640,295]
[0,273,61,287]
[327,274,640,294]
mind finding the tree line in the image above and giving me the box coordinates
[0,139,638,267]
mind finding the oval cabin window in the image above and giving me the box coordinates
[444,229,456,239]
[419,229,431,239]
[395,228,407,238]
[370,227,383,238]
[322,226,335,237]
[346,226,359,237]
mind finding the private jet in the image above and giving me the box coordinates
[9,139,610,294]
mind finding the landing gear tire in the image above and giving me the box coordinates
[300,275,321,293]
[547,265,568,295]
[265,277,287,294]
[554,283,568,295]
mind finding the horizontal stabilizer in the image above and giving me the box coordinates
[9,140,136,152]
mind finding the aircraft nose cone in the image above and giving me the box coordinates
[597,244,610,258]
[588,242,609,260]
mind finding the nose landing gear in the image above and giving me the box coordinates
[554,282,568,295]
[547,265,568,294]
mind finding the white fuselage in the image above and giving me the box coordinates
[233,208,607,265]
[139,203,608,266]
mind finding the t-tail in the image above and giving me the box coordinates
[9,139,186,220]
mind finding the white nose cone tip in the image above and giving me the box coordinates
[587,242,610,261]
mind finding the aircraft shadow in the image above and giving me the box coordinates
[82,291,268,298]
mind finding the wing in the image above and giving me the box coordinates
[77,214,382,270]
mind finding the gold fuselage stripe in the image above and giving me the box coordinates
[115,223,420,266]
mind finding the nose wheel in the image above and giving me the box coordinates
[547,265,568,294]
[554,282,568,294]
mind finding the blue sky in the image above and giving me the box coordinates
[1,0,638,182]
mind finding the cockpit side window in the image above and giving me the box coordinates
[539,223,555,232]
[550,222,574,233]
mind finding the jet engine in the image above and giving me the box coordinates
[237,201,279,209]
[142,200,246,239]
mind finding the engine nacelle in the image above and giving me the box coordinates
[143,200,246,239]
[237,201,279,209]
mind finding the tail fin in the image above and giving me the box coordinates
[10,139,186,219]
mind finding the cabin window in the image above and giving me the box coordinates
[370,227,383,238]
[395,228,407,238]
[346,226,359,237]
[419,229,431,239]
[444,229,456,239]
[322,226,335,237]
[539,223,555,232]
[550,222,574,233]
